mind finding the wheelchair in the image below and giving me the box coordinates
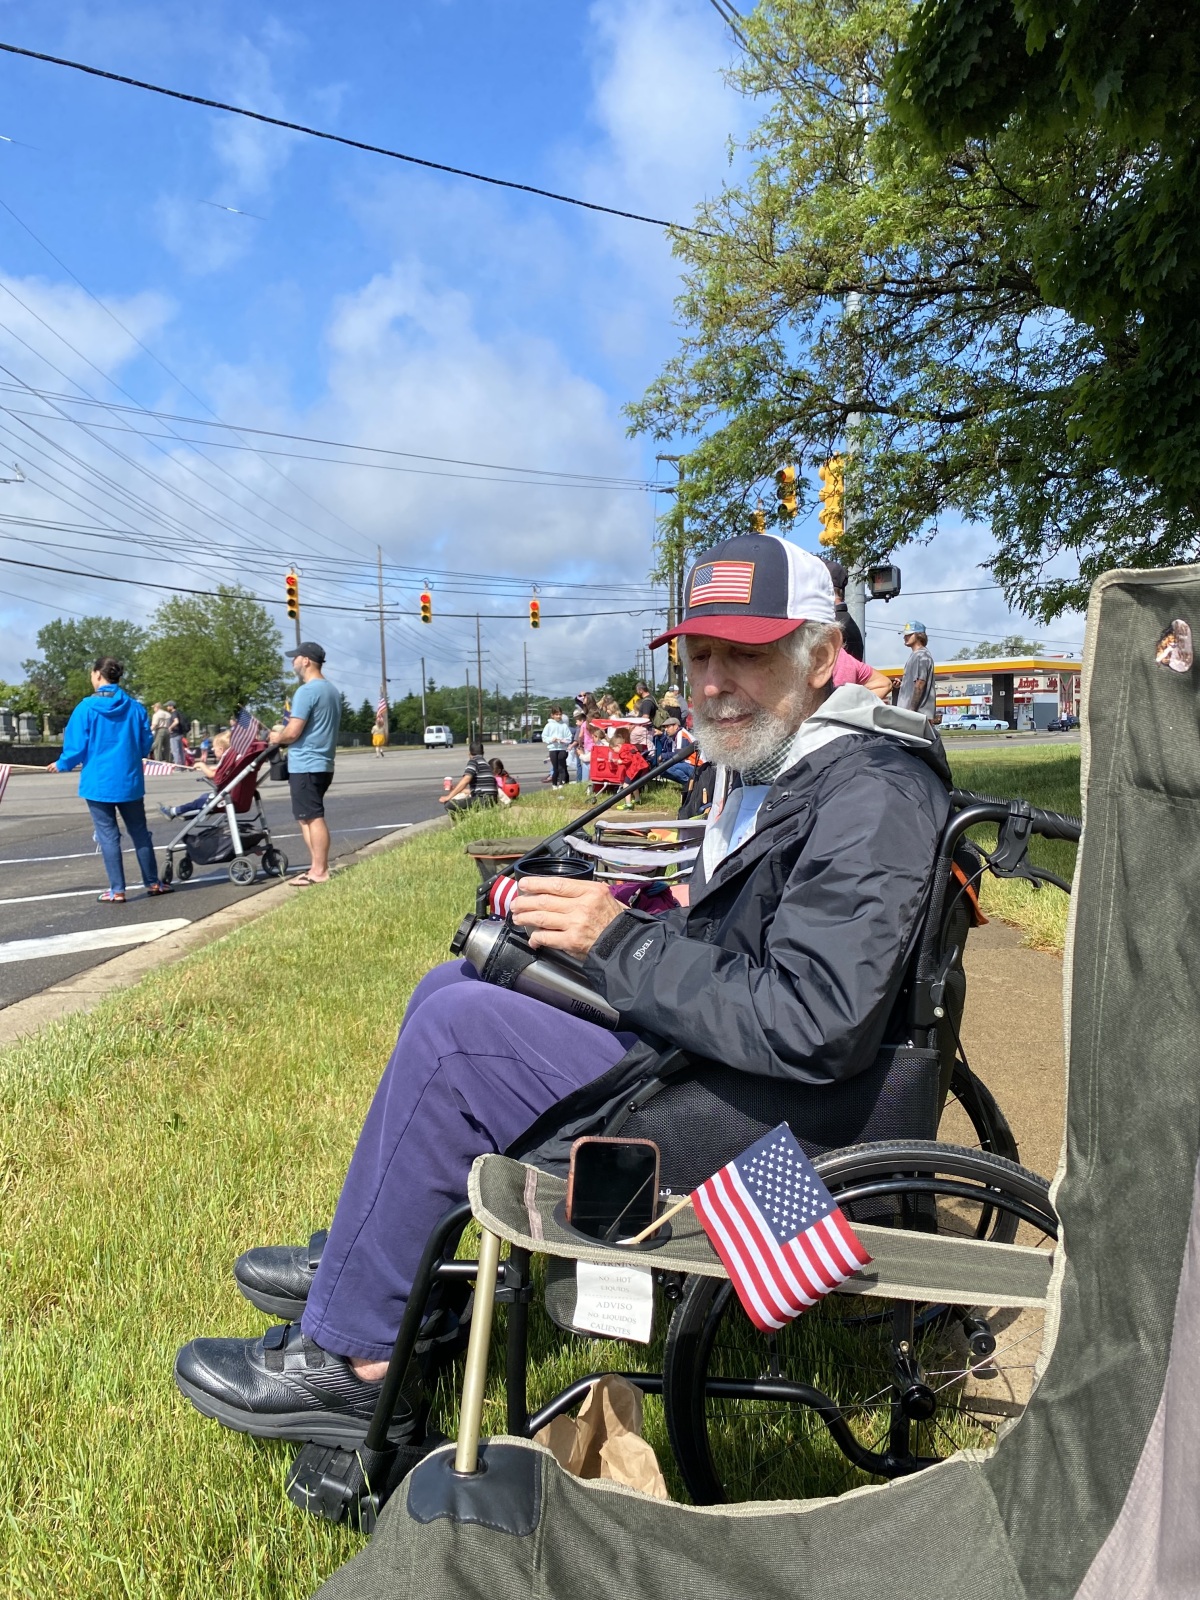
[283,785,1080,1525]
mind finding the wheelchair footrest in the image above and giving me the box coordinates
[286,1433,447,1530]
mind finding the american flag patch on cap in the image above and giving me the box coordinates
[690,560,755,607]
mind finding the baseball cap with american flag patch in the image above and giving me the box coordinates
[650,533,836,647]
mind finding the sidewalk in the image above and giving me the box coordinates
[961,918,1066,1180]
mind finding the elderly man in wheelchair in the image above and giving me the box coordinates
[175,534,956,1453]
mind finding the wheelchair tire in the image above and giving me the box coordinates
[940,1063,1019,1164]
[662,1141,1057,1506]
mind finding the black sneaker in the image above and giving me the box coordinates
[234,1231,326,1319]
[174,1322,414,1448]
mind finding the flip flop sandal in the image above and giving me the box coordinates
[97,890,126,903]
[146,882,173,896]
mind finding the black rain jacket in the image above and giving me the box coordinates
[513,690,951,1172]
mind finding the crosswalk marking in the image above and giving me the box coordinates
[0,919,192,965]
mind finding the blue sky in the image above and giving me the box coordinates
[0,1,1083,707]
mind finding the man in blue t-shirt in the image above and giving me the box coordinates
[269,642,342,885]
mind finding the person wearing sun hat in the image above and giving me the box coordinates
[172,532,953,1450]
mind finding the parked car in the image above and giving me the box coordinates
[423,724,455,749]
[952,716,1012,732]
[1046,713,1080,732]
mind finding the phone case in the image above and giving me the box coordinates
[565,1136,661,1226]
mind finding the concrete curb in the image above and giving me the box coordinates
[0,815,451,1051]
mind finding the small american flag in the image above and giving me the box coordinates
[376,694,388,724]
[0,763,10,806]
[488,874,520,918]
[690,560,755,608]
[142,760,177,776]
[691,1123,871,1331]
[230,708,268,756]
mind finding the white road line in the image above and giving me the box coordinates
[0,873,229,906]
[0,823,412,868]
[0,918,192,965]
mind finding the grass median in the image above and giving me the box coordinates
[0,756,1079,1598]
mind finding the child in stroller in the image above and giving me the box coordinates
[160,737,287,887]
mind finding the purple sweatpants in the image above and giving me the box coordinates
[301,959,635,1361]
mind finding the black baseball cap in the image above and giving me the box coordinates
[290,641,326,664]
[650,533,835,648]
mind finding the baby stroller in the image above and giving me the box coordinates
[160,741,287,887]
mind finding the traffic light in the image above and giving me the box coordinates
[818,455,845,546]
[751,507,766,533]
[668,637,679,667]
[529,598,541,629]
[285,571,299,621]
[419,591,432,624]
[775,464,798,519]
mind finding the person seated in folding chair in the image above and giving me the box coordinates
[174,535,952,1449]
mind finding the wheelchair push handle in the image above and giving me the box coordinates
[949,788,1081,843]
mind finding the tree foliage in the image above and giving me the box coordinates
[952,634,1042,659]
[21,616,149,714]
[628,0,1200,619]
[138,586,284,723]
[891,1,1200,516]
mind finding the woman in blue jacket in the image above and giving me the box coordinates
[48,657,171,903]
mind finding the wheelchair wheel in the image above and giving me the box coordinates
[939,1063,1019,1164]
[662,1141,1057,1506]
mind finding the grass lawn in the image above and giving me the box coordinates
[0,757,1080,1598]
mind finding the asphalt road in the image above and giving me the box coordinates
[0,744,553,1011]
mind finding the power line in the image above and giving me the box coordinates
[0,386,657,488]
[1,410,661,491]
[0,193,386,565]
[0,552,669,618]
[0,40,712,237]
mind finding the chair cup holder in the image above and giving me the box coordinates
[550,1199,674,1252]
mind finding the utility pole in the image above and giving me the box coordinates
[465,663,473,743]
[376,546,388,732]
[495,683,500,741]
[656,454,687,701]
[523,641,530,742]
[475,614,484,745]
[843,81,870,651]
[420,656,427,729]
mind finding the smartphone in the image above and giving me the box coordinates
[566,1137,661,1242]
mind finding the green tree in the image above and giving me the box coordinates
[0,678,47,716]
[628,0,1200,620]
[139,586,284,723]
[21,615,148,713]
[952,635,1043,659]
[891,1,1200,520]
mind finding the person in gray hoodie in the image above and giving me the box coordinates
[48,657,170,903]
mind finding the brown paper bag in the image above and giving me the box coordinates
[534,1374,669,1499]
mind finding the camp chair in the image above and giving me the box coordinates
[311,566,1200,1599]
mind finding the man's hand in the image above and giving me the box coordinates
[45,761,60,773]
[510,876,624,961]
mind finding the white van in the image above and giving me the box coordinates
[424,725,455,749]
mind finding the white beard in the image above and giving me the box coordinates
[692,686,813,773]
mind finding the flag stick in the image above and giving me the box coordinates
[621,1192,693,1247]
